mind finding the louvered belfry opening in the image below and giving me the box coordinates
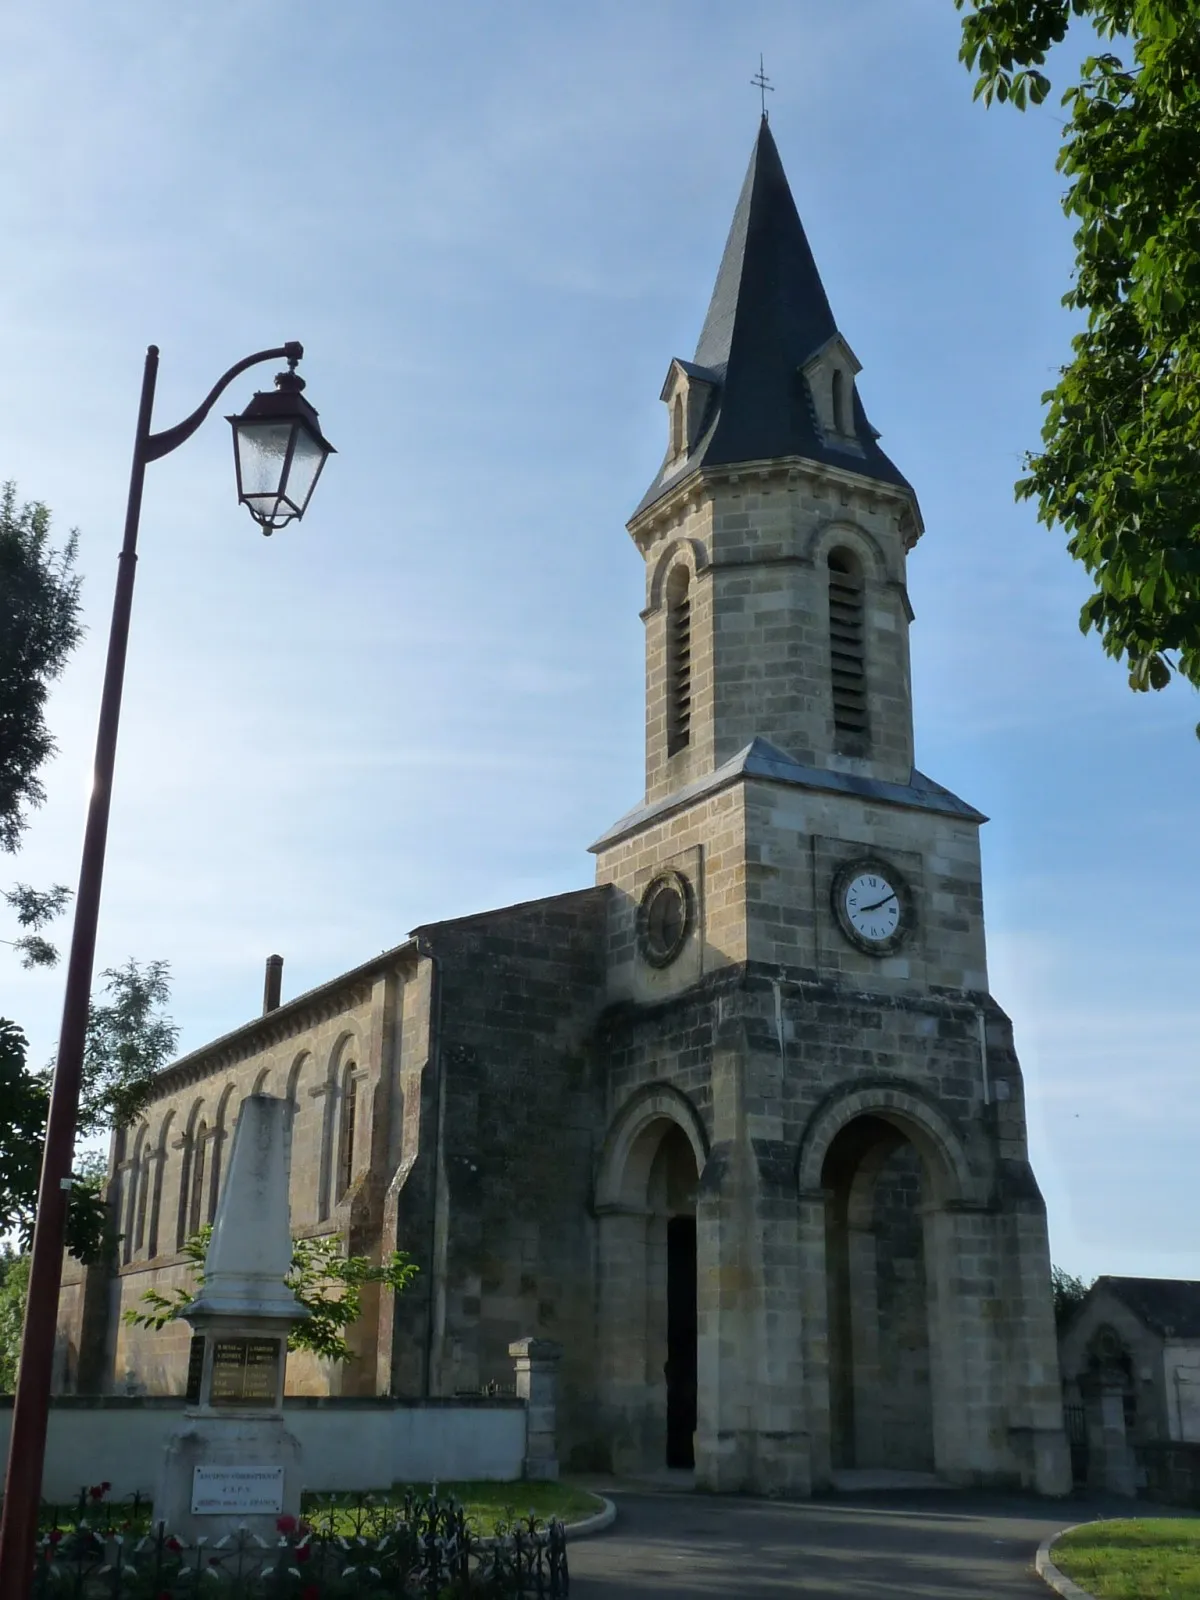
[666,566,692,756]
[828,548,869,746]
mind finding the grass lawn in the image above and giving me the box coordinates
[41,1480,605,1539]
[1053,1518,1200,1599]
[307,1480,606,1536]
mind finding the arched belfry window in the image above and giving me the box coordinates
[666,567,692,756]
[338,1066,358,1199]
[831,369,847,434]
[671,393,685,460]
[828,548,868,743]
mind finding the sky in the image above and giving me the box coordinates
[1,1,1197,1286]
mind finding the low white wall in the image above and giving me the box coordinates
[0,1398,527,1502]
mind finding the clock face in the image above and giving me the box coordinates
[838,866,907,950]
[844,871,900,943]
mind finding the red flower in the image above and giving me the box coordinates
[47,1530,63,1545]
[275,1513,297,1535]
[87,1484,106,1502]
[295,1543,311,1563]
[166,1535,182,1552]
[101,1481,112,1492]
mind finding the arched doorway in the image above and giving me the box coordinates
[647,1125,699,1467]
[822,1115,934,1471]
[595,1091,705,1475]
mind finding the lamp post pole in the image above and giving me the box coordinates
[0,342,333,1598]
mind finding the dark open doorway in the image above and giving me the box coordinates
[665,1214,697,1468]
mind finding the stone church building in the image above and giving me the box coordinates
[58,119,1070,1497]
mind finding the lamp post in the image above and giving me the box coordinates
[0,342,334,1597]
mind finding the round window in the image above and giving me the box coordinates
[637,871,693,968]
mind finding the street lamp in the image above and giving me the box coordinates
[0,342,334,1597]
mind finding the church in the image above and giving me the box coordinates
[57,119,1070,1497]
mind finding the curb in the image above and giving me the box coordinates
[1035,1525,1096,1600]
[563,1497,617,1541]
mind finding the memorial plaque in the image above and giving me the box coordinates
[191,1465,284,1515]
[185,1334,206,1404]
[208,1336,282,1407]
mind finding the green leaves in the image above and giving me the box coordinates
[958,1,1200,709]
[0,483,82,855]
[75,959,180,1136]
[1,881,72,969]
[124,1223,420,1365]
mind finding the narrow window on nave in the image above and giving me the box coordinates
[338,1067,358,1198]
[666,566,692,756]
[189,1121,208,1237]
[134,1148,151,1255]
[176,1136,193,1250]
[671,393,685,460]
[828,548,869,743]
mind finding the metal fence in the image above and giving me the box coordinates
[25,1488,569,1598]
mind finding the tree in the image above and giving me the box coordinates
[0,481,82,854]
[954,3,1200,708]
[0,964,178,1267]
[1052,1263,1094,1328]
[0,1250,30,1393]
[124,1225,419,1365]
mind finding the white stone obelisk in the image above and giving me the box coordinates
[153,1095,310,1542]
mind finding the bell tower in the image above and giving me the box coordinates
[633,117,922,809]
[589,119,1069,1500]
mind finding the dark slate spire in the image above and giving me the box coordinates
[635,119,911,517]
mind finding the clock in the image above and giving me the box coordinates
[832,859,910,954]
[637,870,694,968]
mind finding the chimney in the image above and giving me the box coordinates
[263,954,283,1015]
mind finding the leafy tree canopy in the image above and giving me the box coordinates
[125,1225,420,1365]
[0,1249,31,1393]
[1052,1263,1095,1328]
[955,2,1200,709]
[0,963,178,1266]
[0,481,82,853]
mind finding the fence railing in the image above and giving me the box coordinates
[23,1488,569,1598]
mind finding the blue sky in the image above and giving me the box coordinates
[2,2,1197,1284]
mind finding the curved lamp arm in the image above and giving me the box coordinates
[143,340,304,463]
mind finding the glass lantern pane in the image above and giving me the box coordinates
[235,421,294,498]
[280,425,328,516]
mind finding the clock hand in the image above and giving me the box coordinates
[858,892,897,914]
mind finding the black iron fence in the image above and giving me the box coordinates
[23,1488,569,1598]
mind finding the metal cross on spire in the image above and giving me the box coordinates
[751,54,774,119]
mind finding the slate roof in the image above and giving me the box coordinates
[589,737,984,853]
[635,118,913,518]
[1094,1277,1200,1340]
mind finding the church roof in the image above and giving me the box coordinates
[635,118,913,518]
[589,737,985,854]
[1091,1277,1200,1341]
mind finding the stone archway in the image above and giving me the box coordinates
[797,1084,976,1484]
[821,1115,934,1470]
[595,1087,706,1474]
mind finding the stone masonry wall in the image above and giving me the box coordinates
[413,887,609,1460]
[58,951,417,1399]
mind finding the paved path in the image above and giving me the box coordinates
[566,1486,1120,1598]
